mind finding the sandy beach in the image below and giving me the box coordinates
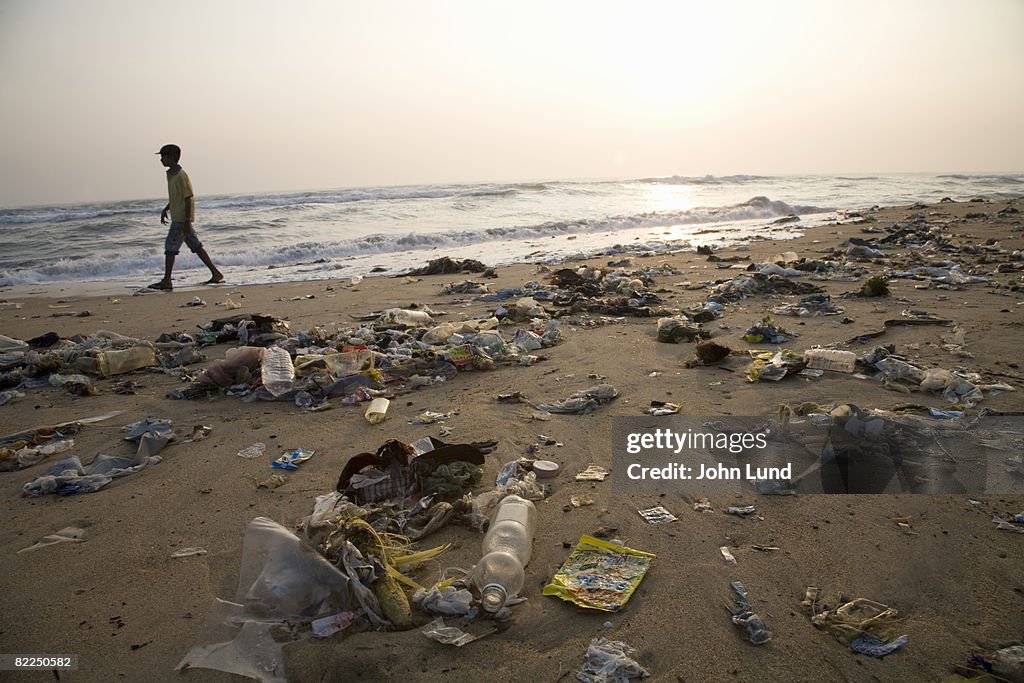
[1,198,1023,682]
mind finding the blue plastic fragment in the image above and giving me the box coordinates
[849,633,909,657]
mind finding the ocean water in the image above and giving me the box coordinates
[1,173,1021,288]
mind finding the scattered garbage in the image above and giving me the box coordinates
[197,346,263,389]
[412,585,475,617]
[576,464,610,481]
[471,495,537,614]
[336,437,491,505]
[183,425,213,443]
[311,611,357,638]
[577,637,650,682]
[23,452,163,497]
[0,389,26,406]
[685,340,732,367]
[409,410,450,425]
[656,316,706,343]
[75,345,158,377]
[712,272,824,301]
[122,416,175,458]
[420,617,492,647]
[728,581,772,645]
[178,517,354,682]
[6,202,1021,680]
[811,596,908,658]
[272,448,315,471]
[647,401,681,416]
[745,349,806,382]
[403,256,490,276]
[804,349,857,373]
[744,315,796,344]
[20,416,170,497]
[544,536,655,612]
[534,384,618,415]
[17,526,87,554]
[1,411,121,472]
[260,346,295,396]
[992,515,1024,533]
[726,505,757,516]
[773,294,843,317]
[237,442,266,459]
[170,547,208,558]
[532,460,560,478]
[256,474,286,490]
[0,437,75,472]
[947,644,1024,682]
[364,397,390,424]
[693,497,713,513]
[637,506,677,524]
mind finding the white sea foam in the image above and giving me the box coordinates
[1,174,1020,287]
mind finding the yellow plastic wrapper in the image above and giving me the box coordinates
[542,535,655,612]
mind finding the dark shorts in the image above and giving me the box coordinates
[165,221,203,255]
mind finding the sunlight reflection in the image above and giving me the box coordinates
[641,182,694,214]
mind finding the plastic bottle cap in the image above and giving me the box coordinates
[480,584,507,613]
[532,460,559,478]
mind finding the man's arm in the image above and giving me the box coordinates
[185,194,195,230]
[161,203,170,225]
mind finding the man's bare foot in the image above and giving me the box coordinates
[204,274,225,285]
[148,280,173,291]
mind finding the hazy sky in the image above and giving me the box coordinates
[1,0,1022,207]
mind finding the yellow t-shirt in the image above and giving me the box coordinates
[166,167,195,222]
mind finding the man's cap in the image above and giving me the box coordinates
[156,144,181,156]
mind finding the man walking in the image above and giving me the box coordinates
[149,143,224,290]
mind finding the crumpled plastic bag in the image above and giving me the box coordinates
[576,637,650,682]
[534,384,618,415]
[177,517,353,683]
[413,585,475,616]
[22,453,162,497]
[656,317,705,343]
[420,616,485,647]
[919,368,984,405]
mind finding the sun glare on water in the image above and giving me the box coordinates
[639,182,695,214]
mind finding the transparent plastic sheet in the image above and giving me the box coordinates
[22,453,162,497]
[420,617,490,647]
[576,637,651,682]
[177,517,352,683]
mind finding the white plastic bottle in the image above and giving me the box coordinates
[471,495,537,613]
[260,346,295,396]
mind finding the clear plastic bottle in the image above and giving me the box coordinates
[471,495,537,613]
[364,397,390,424]
[260,346,295,396]
[76,345,157,377]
